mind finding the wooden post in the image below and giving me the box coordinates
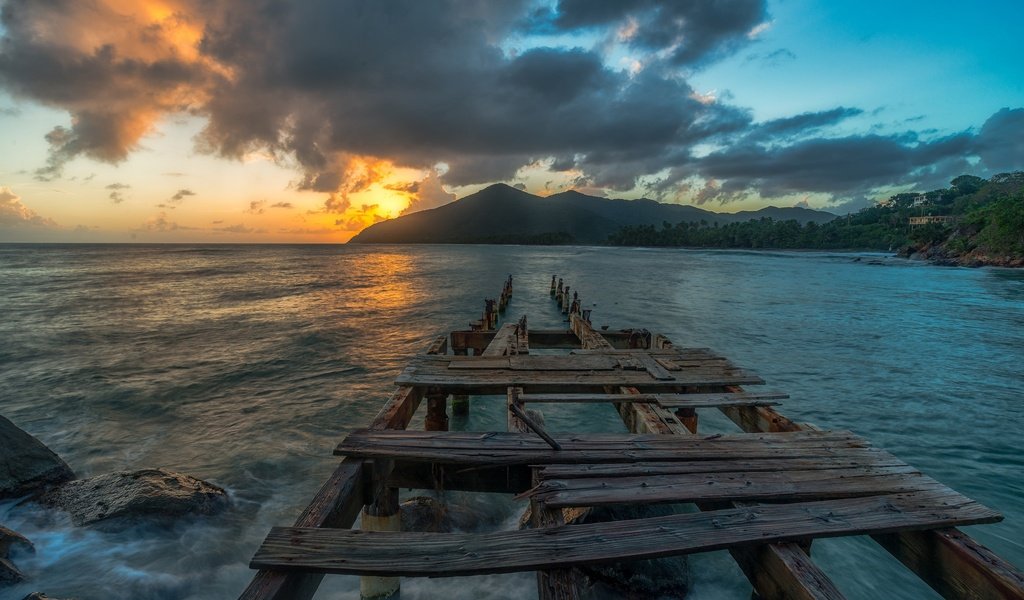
[561,286,570,314]
[425,387,448,431]
[550,275,557,296]
[359,485,401,600]
[451,348,471,417]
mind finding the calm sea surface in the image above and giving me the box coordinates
[0,244,1022,600]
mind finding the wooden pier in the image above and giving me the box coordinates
[241,276,1024,600]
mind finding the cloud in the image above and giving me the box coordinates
[540,0,767,65]
[245,200,266,214]
[0,0,223,179]
[143,212,194,231]
[399,172,456,215]
[214,223,264,234]
[973,108,1024,173]
[171,188,196,202]
[106,182,131,203]
[0,186,58,227]
[0,0,1020,212]
[270,201,293,209]
[745,48,796,67]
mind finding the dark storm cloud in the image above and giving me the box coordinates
[694,132,974,202]
[973,108,1024,173]
[0,0,1020,208]
[749,107,864,141]
[543,0,767,65]
[190,0,762,190]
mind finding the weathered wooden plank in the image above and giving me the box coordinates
[446,355,620,371]
[251,490,1001,577]
[394,366,766,393]
[532,466,951,508]
[637,352,675,380]
[480,323,518,357]
[334,430,874,466]
[538,452,907,479]
[517,391,787,408]
[338,428,865,448]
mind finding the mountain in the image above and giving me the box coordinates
[348,184,837,244]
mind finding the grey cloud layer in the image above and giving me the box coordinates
[0,0,1020,207]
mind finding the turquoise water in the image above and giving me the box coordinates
[0,244,1021,599]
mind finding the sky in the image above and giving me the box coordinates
[0,0,1021,243]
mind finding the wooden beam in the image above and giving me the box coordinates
[480,323,518,357]
[250,490,1000,577]
[872,527,1024,600]
[518,391,787,408]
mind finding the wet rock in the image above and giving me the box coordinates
[22,594,74,600]
[1,525,34,585]
[1,557,24,584]
[0,416,75,499]
[0,525,33,558]
[39,468,228,526]
[521,504,691,599]
[399,496,487,532]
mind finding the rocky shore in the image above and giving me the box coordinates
[898,243,1024,268]
[0,415,229,596]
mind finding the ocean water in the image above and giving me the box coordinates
[0,244,1021,600]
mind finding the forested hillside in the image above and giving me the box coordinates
[608,173,1024,266]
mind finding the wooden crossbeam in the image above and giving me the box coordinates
[517,391,787,408]
[251,490,1000,578]
[531,466,954,508]
[334,429,874,466]
[394,365,765,394]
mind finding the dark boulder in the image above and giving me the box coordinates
[39,468,228,526]
[0,416,75,499]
